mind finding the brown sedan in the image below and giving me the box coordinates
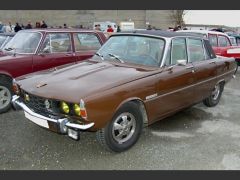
[12,30,237,152]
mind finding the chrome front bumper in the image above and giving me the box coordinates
[12,95,94,135]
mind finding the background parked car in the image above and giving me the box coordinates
[0,32,15,50]
[177,29,240,65]
[0,29,107,113]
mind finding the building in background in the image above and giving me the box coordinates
[0,10,176,29]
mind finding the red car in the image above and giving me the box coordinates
[0,29,107,113]
[178,30,240,65]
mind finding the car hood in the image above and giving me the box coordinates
[17,60,160,103]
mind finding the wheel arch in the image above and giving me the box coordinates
[115,97,149,127]
[0,73,13,83]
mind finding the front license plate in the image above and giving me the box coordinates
[24,111,49,129]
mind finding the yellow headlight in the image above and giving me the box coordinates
[61,101,70,114]
[73,104,81,116]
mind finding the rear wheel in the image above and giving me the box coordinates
[0,79,13,114]
[96,102,143,152]
[203,82,224,107]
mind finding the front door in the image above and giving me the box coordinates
[149,38,196,122]
[32,32,75,72]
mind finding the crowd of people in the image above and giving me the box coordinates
[0,19,188,34]
[0,20,49,33]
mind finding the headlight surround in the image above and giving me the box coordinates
[60,101,70,114]
[60,100,88,120]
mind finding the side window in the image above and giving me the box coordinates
[188,38,205,62]
[73,33,101,51]
[171,38,187,65]
[208,34,218,47]
[41,33,72,53]
[218,35,231,47]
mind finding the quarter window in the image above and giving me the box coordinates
[73,33,101,51]
[171,38,187,65]
[188,39,205,62]
[41,33,72,53]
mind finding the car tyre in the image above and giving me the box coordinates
[96,102,143,152]
[0,78,13,114]
[203,82,224,107]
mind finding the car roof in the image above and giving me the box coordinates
[20,28,101,33]
[113,30,205,39]
[177,29,228,36]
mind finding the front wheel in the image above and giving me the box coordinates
[96,102,143,152]
[203,82,224,107]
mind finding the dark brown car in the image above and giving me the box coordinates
[12,30,237,152]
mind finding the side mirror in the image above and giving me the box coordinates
[177,59,187,66]
[38,46,50,55]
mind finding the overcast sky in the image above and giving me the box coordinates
[184,10,240,27]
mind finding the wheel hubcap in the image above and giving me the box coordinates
[0,86,11,109]
[112,112,136,144]
[212,84,220,101]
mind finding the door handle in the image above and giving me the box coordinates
[186,66,195,73]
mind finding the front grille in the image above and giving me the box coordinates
[21,90,61,118]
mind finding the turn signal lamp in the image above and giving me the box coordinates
[80,99,87,119]
[12,79,20,95]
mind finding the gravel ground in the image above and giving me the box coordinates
[1,70,240,170]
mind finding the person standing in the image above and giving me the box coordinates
[35,22,41,28]
[40,20,48,28]
[25,21,32,29]
[0,21,3,32]
[14,23,22,32]
[5,22,13,32]
[107,25,114,32]
[117,25,121,32]
[94,24,101,31]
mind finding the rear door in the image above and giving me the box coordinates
[72,32,103,62]
[188,38,217,102]
[32,32,75,72]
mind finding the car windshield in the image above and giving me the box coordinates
[4,31,41,54]
[95,35,165,67]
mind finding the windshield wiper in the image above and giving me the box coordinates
[108,53,124,63]
[4,47,14,51]
[95,52,104,60]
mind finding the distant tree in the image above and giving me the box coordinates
[171,10,187,27]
